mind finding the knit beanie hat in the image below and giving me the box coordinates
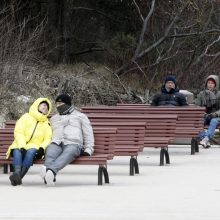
[55,94,72,106]
[165,75,176,84]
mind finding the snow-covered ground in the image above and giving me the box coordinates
[0,145,220,220]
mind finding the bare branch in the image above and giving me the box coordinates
[203,35,220,56]
[132,0,144,22]
[104,66,130,97]
[133,0,156,59]
[137,7,184,59]
[70,48,105,56]
[167,29,220,39]
[198,53,220,76]
[132,60,146,76]
[195,35,220,64]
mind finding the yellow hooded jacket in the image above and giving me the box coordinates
[6,98,52,159]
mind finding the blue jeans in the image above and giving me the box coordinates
[199,118,220,140]
[12,148,37,169]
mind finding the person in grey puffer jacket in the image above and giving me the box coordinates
[40,94,94,186]
[196,75,220,148]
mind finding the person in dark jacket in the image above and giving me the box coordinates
[195,75,220,148]
[151,75,188,106]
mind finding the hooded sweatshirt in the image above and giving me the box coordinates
[195,75,220,114]
[6,98,52,158]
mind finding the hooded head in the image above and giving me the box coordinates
[205,75,219,92]
[29,98,52,122]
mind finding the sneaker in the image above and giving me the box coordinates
[206,140,211,148]
[45,170,55,186]
[200,136,210,148]
[39,165,47,180]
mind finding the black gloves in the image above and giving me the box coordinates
[35,147,45,159]
[80,149,90,156]
[204,113,217,126]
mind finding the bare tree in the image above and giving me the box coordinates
[113,0,220,90]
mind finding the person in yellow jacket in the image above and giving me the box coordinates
[7,98,52,186]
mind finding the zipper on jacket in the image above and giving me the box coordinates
[26,121,39,144]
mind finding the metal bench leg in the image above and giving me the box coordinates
[194,138,199,153]
[98,166,103,185]
[191,137,197,155]
[160,149,165,166]
[129,157,135,176]
[3,164,8,174]
[164,148,170,164]
[103,166,109,184]
[134,158,139,174]
[130,157,140,175]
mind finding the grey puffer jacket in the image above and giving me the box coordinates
[195,75,220,115]
[50,109,94,155]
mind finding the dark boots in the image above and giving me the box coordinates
[9,166,22,186]
[9,166,29,186]
[20,167,29,179]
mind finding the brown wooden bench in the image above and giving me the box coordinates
[92,122,146,175]
[4,120,146,175]
[5,116,176,166]
[0,127,117,185]
[82,105,205,154]
[86,113,178,166]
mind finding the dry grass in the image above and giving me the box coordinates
[0,62,148,121]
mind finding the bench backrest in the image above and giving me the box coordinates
[92,122,146,152]
[0,127,117,160]
[87,114,177,143]
[82,106,205,137]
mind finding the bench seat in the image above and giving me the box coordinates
[0,127,117,185]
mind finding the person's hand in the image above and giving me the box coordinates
[210,113,218,118]
[204,113,217,125]
[35,147,44,159]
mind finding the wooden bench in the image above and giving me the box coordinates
[92,122,146,175]
[4,120,147,176]
[82,105,205,154]
[5,115,177,166]
[0,127,117,185]
[86,113,178,166]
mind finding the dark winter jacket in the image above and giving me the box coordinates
[151,86,188,106]
[195,75,220,115]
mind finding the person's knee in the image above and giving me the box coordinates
[45,147,59,161]
[23,149,37,162]
[67,145,81,157]
[13,149,21,156]
[210,118,219,126]
[26,149,37,157]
